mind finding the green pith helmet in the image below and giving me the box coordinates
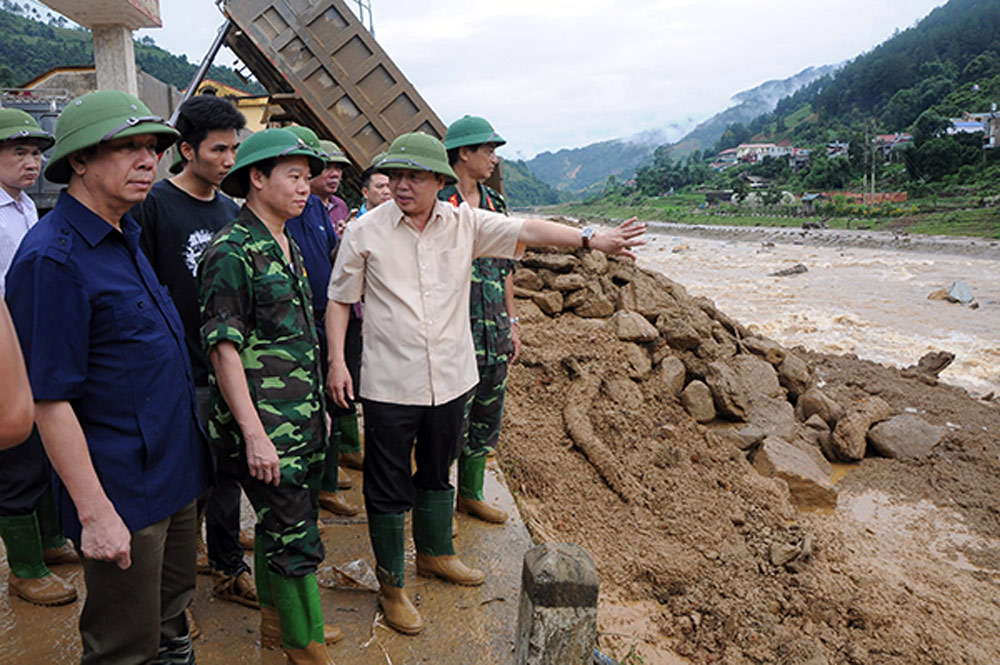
[219,127,326,198]
[318,139,351,166]
[375,132,457,184]
[443,115,506,150]
[0,109,54,151]
[370,151,387,168]
[285,124,322,151]
[44,90,179,184]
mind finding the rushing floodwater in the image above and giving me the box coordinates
[634,228,1000,397]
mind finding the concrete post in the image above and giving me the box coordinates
[515,543,599,665]
[92,24,138,95]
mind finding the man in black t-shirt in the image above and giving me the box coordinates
[131,95,258,611]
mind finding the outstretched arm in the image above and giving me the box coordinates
[516,217,646,258]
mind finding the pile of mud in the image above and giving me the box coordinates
[500,242,1000,664]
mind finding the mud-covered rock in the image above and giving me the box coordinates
[779,352,813,400]
[532,290,564,316]
[521,253,579,273]
[796,387,844,427]
[752,436,837,510]
[744,335,786,365]
[867,414,945,459]
[657,316,702,350]
[613,311,659,343]
[623,343,652,379]
[682,380,716,423]
[513,268,544,291]
[830,396,891,461]
[803,414,835,461]
[658,356,687,396]
[706,355,783,420]
[579,250,608,274]
[543,271,588,292]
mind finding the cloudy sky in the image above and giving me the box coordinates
[124,0,946,159]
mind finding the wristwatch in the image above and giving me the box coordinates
[581,226,596,249]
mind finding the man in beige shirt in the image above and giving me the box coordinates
[326,132,644,636]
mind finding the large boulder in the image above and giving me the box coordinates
[867,414,945,459]
[682,380,716,423]
[705,355,783,420]
[745,394,799,441]
[795,387,844,427]
[532,291,564,316]
[743,336,786,365]
[513,268,544,291]
[613,311,659,343]
[752,436,837,510]
[656,316,701,350]
[778,352,813,400]
[658,356,687,396]
[830,397,891,461]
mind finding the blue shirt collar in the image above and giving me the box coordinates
[57,190,141,251]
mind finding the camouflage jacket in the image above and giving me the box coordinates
[198,205,327,458]
[439,182,514,366]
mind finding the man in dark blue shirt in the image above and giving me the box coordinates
[6,90,210,665]
[284,125,360,520]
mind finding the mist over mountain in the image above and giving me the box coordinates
[521,64,837,193]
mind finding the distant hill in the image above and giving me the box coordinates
[0,5,264,94]
[501,159,570,208]
[669,65,839,158]
[521,66,837,194]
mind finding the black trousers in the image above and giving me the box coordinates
[360,391,470,515]
[0,428,51,516]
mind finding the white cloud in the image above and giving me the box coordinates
[120,0,947,157]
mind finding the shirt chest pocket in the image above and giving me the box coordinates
[254,276,304,340]
[111,296,170,357]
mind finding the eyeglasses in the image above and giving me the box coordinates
[100,116,168,143]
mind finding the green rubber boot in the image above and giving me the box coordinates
[368,512,406,588]
[0,513,50,579]
[457,454,508,524]
[457,454,487,502]
[34,489,69,551]
[413,489,484,585]
[270,573,325,650]
[412,489,455,557]
[369,512,423,634]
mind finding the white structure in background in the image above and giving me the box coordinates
[37,0,162,95]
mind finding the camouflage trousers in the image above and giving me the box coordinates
[461,362,509,460]
[224,449,325,578]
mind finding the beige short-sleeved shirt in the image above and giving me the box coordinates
[328,199,523,406]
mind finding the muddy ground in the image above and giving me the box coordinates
[501,242,1000,664]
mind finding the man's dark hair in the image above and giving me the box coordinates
[174,95,246,157]
[446,143,486,166]
[360,166,376,189]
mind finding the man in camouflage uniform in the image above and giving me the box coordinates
[198,128,339,665]
[440,116,519,524]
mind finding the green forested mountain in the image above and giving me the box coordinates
[0,4,263,94]
[502,159,570,207]
[623,0,1000,200]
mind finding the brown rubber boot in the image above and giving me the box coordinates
[41,542,80,565]
[456,495,509,524]
[284,641,335,665]
[415,553,485,586]
[338,451,363,470]
[318,491,360,517]
[7,571,77,606]
[377,583,423,635]
[212,569,260,608]
[260,606,343,649]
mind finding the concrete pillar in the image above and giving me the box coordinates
[92,24,138,95]
[515,543,599,665]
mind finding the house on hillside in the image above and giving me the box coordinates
[827,141,850,158]
[710,147,738,171]
[874,133,912,160]
[789,147,810,171]
[736,143,792,163]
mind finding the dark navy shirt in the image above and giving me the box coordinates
[285,193,337,319]
[5,191,210,541]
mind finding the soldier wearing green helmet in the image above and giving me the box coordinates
[198,127,342,665]
[0,107,81,611]
[282,125,362,522]
[6,89,211,664]
[325,131,646,636]
[440,115,517,528]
